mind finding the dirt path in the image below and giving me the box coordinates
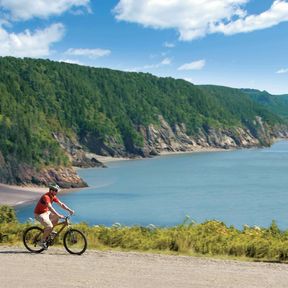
[0,246,287,288]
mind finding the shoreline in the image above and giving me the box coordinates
[0,147,224,208]
[0,184,47,207]
[1,139,286,208]
[93,146,230,163]
[0,184,84,208]
[158,146,229,156]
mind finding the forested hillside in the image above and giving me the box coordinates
[241,88,288,120]
[0,57,287,186]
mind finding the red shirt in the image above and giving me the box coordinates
[34,192,60,214]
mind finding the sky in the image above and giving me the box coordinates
[0,0,288,95]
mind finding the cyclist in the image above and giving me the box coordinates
[34,183,74,249]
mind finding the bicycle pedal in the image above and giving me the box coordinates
[37,240,48,250]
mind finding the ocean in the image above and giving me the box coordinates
[16,140,288,229]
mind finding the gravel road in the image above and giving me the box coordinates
[0,246,287,288]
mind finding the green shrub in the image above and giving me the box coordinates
[2,207,288,262]
[0,205,18,224]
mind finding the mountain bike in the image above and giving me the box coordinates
[23,216,87,255]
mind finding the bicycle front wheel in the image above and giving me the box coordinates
[63,229,87,255]
[23,226,45,253]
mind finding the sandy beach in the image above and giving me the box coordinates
[0,183,88,207]
[0,184,47,207]
[159,146,228,156]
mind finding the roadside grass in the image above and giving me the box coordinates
[1,205,288,262]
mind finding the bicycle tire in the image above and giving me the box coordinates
[23,226,45,253]
[63,229,87,255]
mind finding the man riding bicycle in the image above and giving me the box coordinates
[34,184,74,249]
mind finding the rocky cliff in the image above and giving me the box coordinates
[0,153,87,188]
[54,114,288,166]
[138,115,288,155]
[141,116,260,154]
[1,114,287,187]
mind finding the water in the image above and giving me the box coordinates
[16,140,288,229]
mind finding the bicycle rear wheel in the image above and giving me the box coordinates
[63,229,87,255]
[23,226,45,253]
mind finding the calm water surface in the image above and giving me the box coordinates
[16,140,288,229]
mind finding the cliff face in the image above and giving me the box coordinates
[0,155,87,188]
[52,132,106,168]
[1,115,287,187]
[53,114,288,165]
[144,117,253,152]
[16,165,88,188]
[138,116,280,155]
[16,116,285,188]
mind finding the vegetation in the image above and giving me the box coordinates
[0,57,285,184]
[1,206,288,262]
[199,85,285,126]
[241,88,288,120]
[0,205,17,224]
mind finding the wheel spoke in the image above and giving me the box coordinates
[23,227,45,253]
[63,229,87,255]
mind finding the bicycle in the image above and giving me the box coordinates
[23,216,87,255]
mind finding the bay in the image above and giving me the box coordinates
[16,140,288,229]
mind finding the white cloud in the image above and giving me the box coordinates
[126,57,172,72]
[211,0,288,35]
[276,68,288,74]
[0,23,65,57]
[0,1,91,59]
[163,42,175,48]
[178,60,206,71]
[65,48,111,58]
[0,0,90,20]
[114,0,288,41]
[161,57,172,65]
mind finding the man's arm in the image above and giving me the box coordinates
[56,201,74,215]
[47,203,64,218]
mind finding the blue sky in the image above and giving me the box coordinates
[0,0,288,94]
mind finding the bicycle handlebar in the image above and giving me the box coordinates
[58,215,71,224]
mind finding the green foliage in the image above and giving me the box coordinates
[0,205,18,223]
[241,89,288,121]
[85,220,288,261]
[199,85,283,126]
[0,57,285,182]
[2,207,288,262]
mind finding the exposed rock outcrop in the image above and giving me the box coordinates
[0,157,87,188]
[138,115,277,155]
[52,132,106,168]
[270,124,288,138]
[18,165,88,188]
[52,115,288,167]
[2,113,287,187]
[10,114,282,188]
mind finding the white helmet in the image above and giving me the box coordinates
[49,183,60,192]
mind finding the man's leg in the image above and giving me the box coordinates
[35,212,53,241]
[49,213,59,227]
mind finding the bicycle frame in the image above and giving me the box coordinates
[46,217,71,245]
